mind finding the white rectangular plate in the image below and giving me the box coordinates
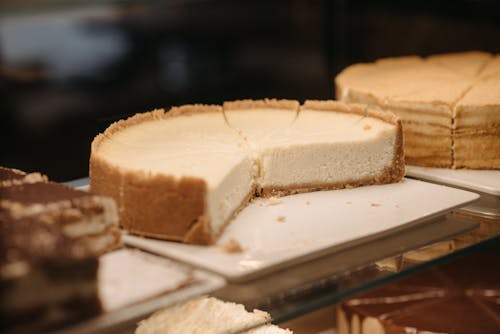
[99,248,224,312]
[406,165,500,196]
[124,178,479,282]
[63,248,225,333]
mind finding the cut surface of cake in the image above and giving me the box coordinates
[90,99,404,244]
[335,51,500,169]
[225,100,403,195]
[135,296,292,334]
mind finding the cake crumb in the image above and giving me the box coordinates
[258,196,283,207]
[276,215,286,223]
[346,201,352,205]
[371,203,381,207]
[363,124,372,131]
[305,201,311,205]
[222,239,243,253]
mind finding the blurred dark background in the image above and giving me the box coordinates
[1,0,500,181]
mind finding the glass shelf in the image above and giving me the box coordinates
[60,178,500,334]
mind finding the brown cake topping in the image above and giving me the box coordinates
[0,166,47,187]
[0,167,26,181]
[0,182,89,205]
[339,241,500,334]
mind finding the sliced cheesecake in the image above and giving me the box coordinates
[224,99,404,196]
[90,100,404,245]
[335,51,500,169]
[91,105,255,244]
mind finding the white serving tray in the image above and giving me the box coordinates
[63,248,225,334]
[406,165,500,196]
[124,178,479,282]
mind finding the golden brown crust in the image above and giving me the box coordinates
[96,105,221,141]
[223,99,299,111]
[260,165,404,197]
[120,170,210,244]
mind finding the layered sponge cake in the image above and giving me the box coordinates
[335,51,500,169]
[90,99,404,245]
[0,167,120,332]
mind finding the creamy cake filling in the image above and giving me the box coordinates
[258,109,397,189]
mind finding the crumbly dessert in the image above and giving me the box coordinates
[335,51,500,169]
[0,167,121,332]
[90,99,404,245]
[337,240,500,334]
[0,166,47,187]
[135,296,293,334]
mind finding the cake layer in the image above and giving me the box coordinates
[259,101,403,194]
[0,182,120,250]
[336,51,500,169]
[455,76,500,130]
[91,100,404,244]
[0,167,120,332]
[454,133,500,169]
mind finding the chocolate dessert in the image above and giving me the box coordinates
[0,167,121,332]
[338,241,500,334]
[0,166,47,187]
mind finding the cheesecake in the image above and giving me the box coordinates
[224,99,404,195]
[91,105,255,245]
[90,100,404,245]
[136,296,293,334]
[335,51,500,169]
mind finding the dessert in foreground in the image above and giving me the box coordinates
[0,166,121,332]
[335,51,500,169]
[0,166,47,187]
[90,99,404,244]
[136,296,293,334]
[337,240,500,334]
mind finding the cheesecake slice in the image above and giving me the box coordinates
[90,100,404,244]
[335,51,500,169]
[90,105,255,244]
[0,181,121,254]
[224,100,404,196]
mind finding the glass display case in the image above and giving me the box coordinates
[2,1,499,333]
